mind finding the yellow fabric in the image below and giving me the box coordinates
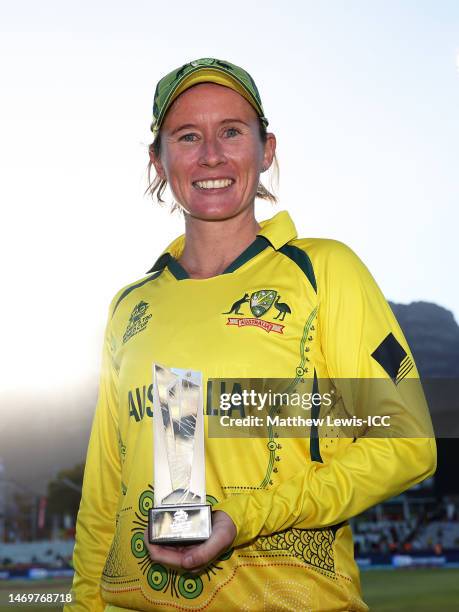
[169,68,259,116]
[66,211,436,611]
[158,210,297,262]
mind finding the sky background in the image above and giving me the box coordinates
[1,0,458,401]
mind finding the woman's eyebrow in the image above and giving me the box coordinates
[221,118,249,126]
[170,123,197,135]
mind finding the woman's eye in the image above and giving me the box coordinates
[224,127,240,138]
[179,133,198,142]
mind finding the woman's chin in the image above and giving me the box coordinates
[182,199,250,221]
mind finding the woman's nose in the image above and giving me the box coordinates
[198,137,226,167]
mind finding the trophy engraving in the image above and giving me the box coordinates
[149,364,212,543]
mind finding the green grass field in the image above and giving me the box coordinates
[0,569,458,610]
[361,568,459,611]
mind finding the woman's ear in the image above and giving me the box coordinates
[261,132,276,172]
[149,146,166,180]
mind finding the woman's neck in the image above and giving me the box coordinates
[178,208,261,279]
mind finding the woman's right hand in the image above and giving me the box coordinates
[143,510,236,573]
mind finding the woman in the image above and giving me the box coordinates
[68,58,436,611]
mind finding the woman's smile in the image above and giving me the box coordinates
[193,178,235,190]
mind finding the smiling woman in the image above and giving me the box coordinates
[146,86,278,212]
[67,58,436,612]
[153,83,274,217]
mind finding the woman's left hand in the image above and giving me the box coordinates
[143,510,237,573]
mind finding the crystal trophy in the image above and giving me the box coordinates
[148,364,212,543]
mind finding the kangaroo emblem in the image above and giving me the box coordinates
[223,293,249,315]
[273,295,292,321]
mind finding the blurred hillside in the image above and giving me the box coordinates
[390,301,459,377]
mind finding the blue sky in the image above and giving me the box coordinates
[0,0,458,393]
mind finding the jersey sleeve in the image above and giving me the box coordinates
[65,299,121,611]
[214,240,436,547]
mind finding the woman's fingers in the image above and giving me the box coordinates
[143,529,185,569]
[181,511,237,570]
[142,511,237,572]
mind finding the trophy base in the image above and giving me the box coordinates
[149,504,212,544]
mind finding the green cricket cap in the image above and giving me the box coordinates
[151,57,268,133]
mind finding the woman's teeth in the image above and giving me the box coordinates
[194,179,234,189]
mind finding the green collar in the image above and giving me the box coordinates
[146,211,298,279]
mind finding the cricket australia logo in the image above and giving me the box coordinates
[123,301,152,344]
[223,290,291,334]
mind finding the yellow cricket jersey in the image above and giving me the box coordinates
[67,211,436,612]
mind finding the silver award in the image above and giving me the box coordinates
[149,364,212,543]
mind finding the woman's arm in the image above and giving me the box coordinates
[65,304,121,611]
[214,436,436,547]
[214,239,437,547]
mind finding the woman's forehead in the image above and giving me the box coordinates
[163,83,258,127]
